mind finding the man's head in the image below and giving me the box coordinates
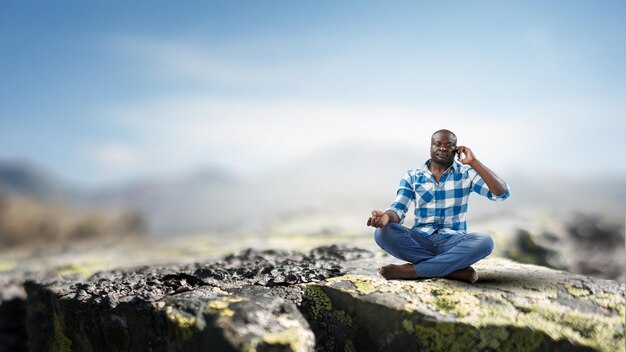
[430,129,457,165]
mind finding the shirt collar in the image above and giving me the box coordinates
[421,159,462,174]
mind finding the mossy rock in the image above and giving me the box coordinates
[25,281,315,352]
[7,246,625,352]
[301,257,624,352]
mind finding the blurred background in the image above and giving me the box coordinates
[0,1,624,281]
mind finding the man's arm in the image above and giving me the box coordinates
[456,146,507,196]
[367,172,414,228]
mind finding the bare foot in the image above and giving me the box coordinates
[378,263,419,280]
[444,266,478,283]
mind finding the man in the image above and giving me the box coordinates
[367,129,510,283]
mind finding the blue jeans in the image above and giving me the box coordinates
[374,223,494,277]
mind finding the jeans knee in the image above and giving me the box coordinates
[374,225,396,248]
[470,233,494,255]
[374,227,387,248]
[479,234,494,254]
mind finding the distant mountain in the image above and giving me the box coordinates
[87,166,239,235]
[2,146,624,237]
[70,144,419,236]
[0,160,72,200]
[0,159,241,236]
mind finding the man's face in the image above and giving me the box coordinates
[430,132,457,165]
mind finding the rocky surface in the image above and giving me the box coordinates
[1,245,624,351]
[21,245,372,352]
[305,255,625,352]
[497,214,625,282]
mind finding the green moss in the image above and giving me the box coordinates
[0,260,16,272]
[303,285,332,318]
[564,283,591,297]
[515,304,624,352]
[220,308,235,317]
[412,322,455,351]
[560,309,625,346]
[326,274,406,296]
[429,287,480,318]
[165,307,196,341]
[305,260,624,352]
[499,328,544,352]
[51,313,72,352]
[262,327,300,351]
[406,319,543,352]
[564,311,598,336]
[475,326,509,350]
[401,319,413,334]
[207,297,244,317]
[519,281,557,298]
[55,259,110,279]
[166,307,195,328]
[344,338,357,352]
[403,276,622,351]
[593,292,626,317]
[208,300,229,310]
[352,278,376,295]
[258,320,313,352]
[242,343,257,352]
[333,310,352,326]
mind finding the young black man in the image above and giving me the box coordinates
[367,129,510,283]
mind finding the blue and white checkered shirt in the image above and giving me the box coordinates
[386,159,510,236]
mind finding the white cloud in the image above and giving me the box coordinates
[107,35,304,87]
[99,96,539,178]
[87,143,142,171]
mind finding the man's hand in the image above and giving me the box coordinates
[367,210,390,228]
[456,145,476,165]
[457,145,508,196]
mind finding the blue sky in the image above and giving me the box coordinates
[1,1,625,187]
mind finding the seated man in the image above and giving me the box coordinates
[367,129,510,283]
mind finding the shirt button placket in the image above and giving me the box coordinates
[435,180,443,230]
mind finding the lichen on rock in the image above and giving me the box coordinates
[304,256,624,352]
[2,245,623,351]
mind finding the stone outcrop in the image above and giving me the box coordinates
[2,246,624,351]
[499,214,625,282]
[21,246,371,352]
[304,255,625,351]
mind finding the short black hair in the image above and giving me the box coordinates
[431,129,457,141]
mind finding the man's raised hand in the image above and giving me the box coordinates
[456,146,476,165]
[367,210,389,228]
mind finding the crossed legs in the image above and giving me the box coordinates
[374,223,494,283]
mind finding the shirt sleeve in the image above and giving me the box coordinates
[468,168,510,201]
[385,171,415,224]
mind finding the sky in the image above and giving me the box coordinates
[1,1,625,187]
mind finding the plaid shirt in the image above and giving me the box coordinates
[386,159,510,236]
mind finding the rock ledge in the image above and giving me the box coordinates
[2,246,624,351]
